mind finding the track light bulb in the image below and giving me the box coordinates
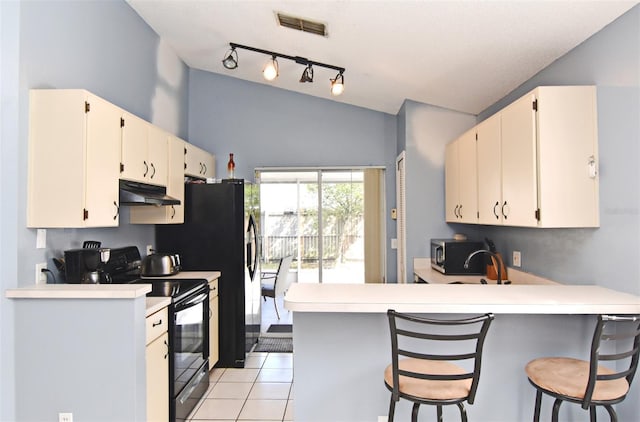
[222,47,238,70]
[263,57,279,81]
[330,72,344,96]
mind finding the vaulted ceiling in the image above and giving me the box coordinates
[127,0,638,115]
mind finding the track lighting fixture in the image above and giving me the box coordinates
[330,71,344,96]
[262,56,279,81]
[221,42,345,95]
[300,64,314,83]
[221,47,238,70]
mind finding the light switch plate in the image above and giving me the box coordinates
[36,229,46,249]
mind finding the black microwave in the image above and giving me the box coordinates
[431,239,485,275]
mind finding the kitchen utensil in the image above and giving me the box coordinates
[81,247,111,284]
[141,253,181,276]
[52,257,66,282]
[485,237,497,253]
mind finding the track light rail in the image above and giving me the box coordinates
[229,42,345,74]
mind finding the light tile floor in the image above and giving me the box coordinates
[188,352,294,421]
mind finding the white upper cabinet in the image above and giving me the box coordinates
[534,86,599,227]
[185,143,215,179]
[476,114,503,224]
[120,113,168,186]
[27,89,121,228]
[130,136,185,224]
[446,85,599,228]
[445,128,478,223]
[500,92,540,227]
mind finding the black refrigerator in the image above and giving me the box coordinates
[156,179,260,368]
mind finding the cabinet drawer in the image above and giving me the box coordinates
[146,307,168,345]
[208,278,219,298]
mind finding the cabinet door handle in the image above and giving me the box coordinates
[152,319,162,327]
[203,163,207,175]
[502,201,509,219]
[164,339,168,359]
[453,205,459,218]
[199,163,204,174]
[170,205,176,219]
[458,205,463,219]
[143,161,149,177]
[493,201,500,219]
[150,163,156,178]
[113,201,119,220]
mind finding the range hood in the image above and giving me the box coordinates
[119,180,181,206]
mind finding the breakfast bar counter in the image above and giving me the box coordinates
[284,283,640,422]
[285,283,640,314]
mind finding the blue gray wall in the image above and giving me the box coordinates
[400,101,476,278]
[452,6,640,300]
[1,1,189,419]
[187,69,398,280]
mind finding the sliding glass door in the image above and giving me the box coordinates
[258,169,369,284]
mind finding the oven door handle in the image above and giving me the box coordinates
[177,366,207,404]
[174,292,208,311]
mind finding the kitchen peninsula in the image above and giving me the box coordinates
[284,281,640,421]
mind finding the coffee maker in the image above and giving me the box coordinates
[64,248,112,283]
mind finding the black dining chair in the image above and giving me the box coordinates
[525,314,640,422]
[260,255,293,320]
[385,310,494,422]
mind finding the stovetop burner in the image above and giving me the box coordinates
[129,278,208,302]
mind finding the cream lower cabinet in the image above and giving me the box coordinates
[146,307,169,422]
[185,143,215,179]
[27,89,121,228]
[130,136,185,224]
[209,277,220,370]
[445,128,478,223]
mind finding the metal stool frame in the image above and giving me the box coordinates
[527,314,640,422]
[385,310,494,422]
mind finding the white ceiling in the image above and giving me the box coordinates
[126,0,638,115]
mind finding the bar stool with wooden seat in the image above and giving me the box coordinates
[525,314,640,422]
[385,310,494,422]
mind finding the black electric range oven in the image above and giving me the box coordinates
[131,278,210,422]
[104,247,209,421]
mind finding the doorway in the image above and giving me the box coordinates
[256,168,385,334]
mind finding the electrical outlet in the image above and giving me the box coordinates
[35,262,47,284]
[146,244,154,255]
[512,251,522,267]
[391,238,398,249]
[59,413,73,422]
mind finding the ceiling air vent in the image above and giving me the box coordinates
[276,12,327,37]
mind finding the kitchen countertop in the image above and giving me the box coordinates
[284,283,640,314]
[5,283,151,299]
[412,257,559,285]
[145,297,171,316]
[6,271,219,316]
[413,263,559,285]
